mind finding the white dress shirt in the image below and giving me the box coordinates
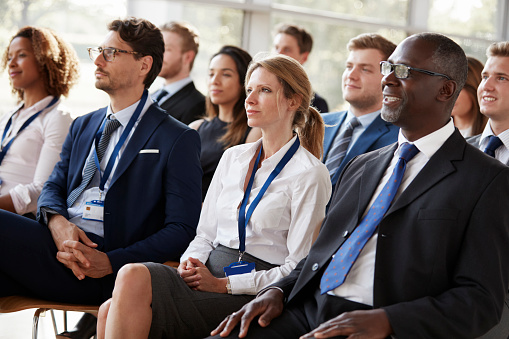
[152,76,192,105]
[181,136,332,295]
[67,96,153,237]
[0,96,72,215]
[331,119,456,305]
[478,121,509,165]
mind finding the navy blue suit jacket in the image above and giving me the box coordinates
[37,103,202,273]
[322,111,399,187]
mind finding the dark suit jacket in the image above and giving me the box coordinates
[323,111,399,187]
[157,81,205,125]
[467,132,509,339]
[312,92,329,113]
[275,131,509,338]
[37,104,203,273]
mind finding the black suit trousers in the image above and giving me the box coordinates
[207,282,372,339]
[0,209,111,305]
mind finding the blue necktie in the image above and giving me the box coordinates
[320,143,420,294]
[325,118,360,179]
[484,136,503,157]
[67,117,122,207]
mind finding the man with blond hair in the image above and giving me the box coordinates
[152,21,205,125]
[468,41,509,339]
[322,33,399,188]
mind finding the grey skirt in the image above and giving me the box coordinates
[144,245,276,339]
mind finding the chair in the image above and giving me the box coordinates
[0,295,99,339]
[0,261,179,339]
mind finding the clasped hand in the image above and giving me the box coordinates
[48,214,112,280]
[178,257,227,293]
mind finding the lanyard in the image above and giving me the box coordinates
[237,136,300,257]
[93,89,148,194]
[0,96,59,166]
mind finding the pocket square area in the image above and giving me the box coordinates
[139,149,159,154]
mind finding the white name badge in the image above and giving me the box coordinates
[83,200,104,222]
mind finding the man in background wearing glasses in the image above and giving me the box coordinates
[0,17,202,338]
[210,33,509,339]
[321,33,399,190]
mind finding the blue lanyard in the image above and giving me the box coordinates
[237,136,300,255]
[0,96,59,166]
[93,89,148,194]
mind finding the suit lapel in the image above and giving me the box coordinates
[386,131,464,216]
[161,83,193,114]
[70,109,106,190]
[331,116,392,184]
[323,112,347,159]
[358,144,397,219]
[347,116,391,162]
[109,105,165,187]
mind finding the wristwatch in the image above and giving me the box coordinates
[226,277,232,294]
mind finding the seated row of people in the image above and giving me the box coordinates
[0,17,508,339]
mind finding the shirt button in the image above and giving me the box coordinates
[342,231,349,238]
[312,263,319,271]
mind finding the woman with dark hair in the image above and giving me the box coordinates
[96,54,332,339]
[0,26,79,216]
[452,56,487,137]
[189,45,261,199]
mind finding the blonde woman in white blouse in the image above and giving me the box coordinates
[0,26,79,216]
[96,54,332,339]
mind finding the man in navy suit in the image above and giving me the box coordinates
[323,33,399,188]
[0,17,201,307]
[210,33,509,339]
[151,21,205,125]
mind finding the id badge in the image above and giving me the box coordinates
[223,261,256,276]
[83,200,104,222]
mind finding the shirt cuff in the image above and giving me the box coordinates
[228,272,256,295]
[39,207,59,225]
[256,286,284,299]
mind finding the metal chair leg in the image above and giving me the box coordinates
[51,310,58,336]
[32,308,47,339]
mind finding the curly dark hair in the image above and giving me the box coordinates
[1,26,80,101]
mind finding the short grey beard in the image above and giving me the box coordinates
[381,105,402,123]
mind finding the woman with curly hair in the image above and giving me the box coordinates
[0,26,79,216]
[190,46,261,200]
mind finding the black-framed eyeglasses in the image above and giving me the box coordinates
[87,47,140,62]
[380,61,451,80]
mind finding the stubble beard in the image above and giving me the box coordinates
[381,104,402,123]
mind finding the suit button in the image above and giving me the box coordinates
[312,263,319,271]
[342,231,349,238]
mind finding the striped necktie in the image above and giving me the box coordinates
[325,118,360,179]
[67,117,122,207]
[320,143,420,294]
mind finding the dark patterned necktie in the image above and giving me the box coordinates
[325,118,360,179]
[484,135,503,157]
[154,89,168,103]
[67,117,122,207]
[320,143,420,294]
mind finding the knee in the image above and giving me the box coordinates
[97,299,111,324]
[113,263,151,298]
